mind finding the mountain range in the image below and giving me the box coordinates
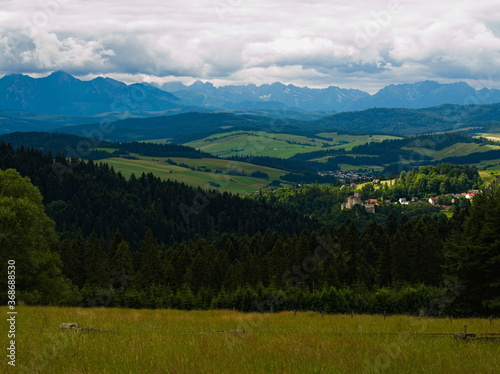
[160,81,369,112]
[0,71,183,116]
[1,72,500,118]
[160,79,500,112]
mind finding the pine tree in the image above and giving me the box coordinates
[376,240,393,286]
[389,228,411,284]
[445,183,500,313]
[109,229,124,261]
[339,220,371,285]
[58,238,82,288]
[408,217,443,285]
[83,232,109,288]
[265,236,289,287]
[171,242,193,290]
[136,229,165,288]
[111,241,135,291]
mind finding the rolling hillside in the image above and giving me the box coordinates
[2,130,499,194]
[101,156,289,194]
[186,131,400,158]
[0,132,298,194]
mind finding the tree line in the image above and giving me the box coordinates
[0,131,215,160]
[0,142,499,315]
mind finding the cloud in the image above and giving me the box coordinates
[0,0,499,91]
[18,32,114,73]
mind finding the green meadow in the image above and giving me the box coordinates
[316,133,401,151]
[185,131,400,158]
[101,156,289,194]
[4,307,499,374]
[403,142,500,160]
[479,170,500,185]
[476,132,500,142]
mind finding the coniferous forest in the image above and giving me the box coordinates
[1,141,499,316]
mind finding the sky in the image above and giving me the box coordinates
[1,0,500,93]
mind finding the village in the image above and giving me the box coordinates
[341,184,480,213]
[318,169,377,181]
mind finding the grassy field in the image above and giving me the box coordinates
[476,133,500,142]
[186,131,400,158]
[316,133,401,151]
[479,170,500,185]
[403,143,500,160]
[4,307,499,374]
[100,156,289,194]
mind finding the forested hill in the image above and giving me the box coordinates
[0,142,317,248]
[314,103,500,136]
[51,112,308,143]
[1,141,499,315]
[0,132,216,159]
[289,133,500,173]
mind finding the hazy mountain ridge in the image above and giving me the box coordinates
[3,72,500,118]
[2,72,500,137]
[350,81,500,110]
[0,71,184,115]
[162,81,369,112]
[162,79,500,112]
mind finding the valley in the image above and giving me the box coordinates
[3,2,500,372]
[0,105,499,374]
[2,128,499,195]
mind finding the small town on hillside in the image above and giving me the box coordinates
[318,169,377,181]
[341,187,480,213]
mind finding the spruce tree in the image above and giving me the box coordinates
[109,229,124,261]
[136,229,165,288]
[111,241,135,291]
[83,232,109,288]
[445,183,500,313]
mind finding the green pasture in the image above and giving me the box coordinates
[403,143,500,160]
[186,131,400,158]
[5,306,499,374]
[100,156,288,194]
[476,133,500,142]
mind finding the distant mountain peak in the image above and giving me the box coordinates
[44,70,79,82]
[352,80,483,110]
[191,80,214,88]
[2,72,499,116]
[4,73,29,78]
[161,81,187,92]
[0,71,183,115]
[91,76,127,89]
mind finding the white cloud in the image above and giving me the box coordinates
[18,32,114,72]
[0,0,499,91]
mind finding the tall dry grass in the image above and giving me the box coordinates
[2,306,499,373]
